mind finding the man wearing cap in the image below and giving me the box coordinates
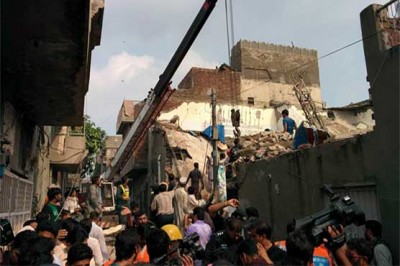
[173,177,189,233]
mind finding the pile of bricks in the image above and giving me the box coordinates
[226,131,294,162]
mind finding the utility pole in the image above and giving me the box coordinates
[211,89,219,195]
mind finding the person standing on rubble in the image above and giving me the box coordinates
[281,109,297,135]
[186,162,204,199]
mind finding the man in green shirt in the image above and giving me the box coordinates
[41,187,62,221]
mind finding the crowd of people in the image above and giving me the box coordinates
[0,163,394,266]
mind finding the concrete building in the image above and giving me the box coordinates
[326,100,375,131]
[110,35,374,215]
[231,40,322,109]
[157,41,324,136]
[0,0,104,231]
[238,2,399,263]
[97,135,123,173]
[360,2,399,262]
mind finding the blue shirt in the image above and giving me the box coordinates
[283,117,296,134]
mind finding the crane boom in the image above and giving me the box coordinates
[105,0,219,180]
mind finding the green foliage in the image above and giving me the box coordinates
[84,115,106,155]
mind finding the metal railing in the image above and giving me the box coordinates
[0,170,33,233]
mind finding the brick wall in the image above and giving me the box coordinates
[162,67,241,112]
[231,40,320,87]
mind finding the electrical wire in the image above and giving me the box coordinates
[238,30,383,96]
[370,50,389,90]
[224,0,231,64]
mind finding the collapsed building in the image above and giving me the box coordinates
[106,2,398,263]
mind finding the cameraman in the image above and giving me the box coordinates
[327,225,373,266]
[204,217,244,265]
[147,226,194,266]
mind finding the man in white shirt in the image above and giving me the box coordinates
[187,186,207,214]
[88,211,109,261]
[80,217,107,265]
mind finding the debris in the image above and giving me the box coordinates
[226,131,295,161]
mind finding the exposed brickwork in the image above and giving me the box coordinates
[162,67,241,112]
[231,40,320,87]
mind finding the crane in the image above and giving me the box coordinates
[105,0,219,181]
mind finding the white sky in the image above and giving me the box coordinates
[86,0,389,134]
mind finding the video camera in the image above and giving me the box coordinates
[179,232,205,260]
[294,185,365,246]
[153,232,204,265]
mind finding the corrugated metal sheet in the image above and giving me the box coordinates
[324,183,380,239]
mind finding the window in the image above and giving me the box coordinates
[247,97,254,106]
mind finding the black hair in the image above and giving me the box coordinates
[159,183,167,192]
[237,239,258,256]
[286,220,296,235]
[47,187,62,201]
[365,220,382,238]
[151,185,160,195]
[232,209,247,221]
[35,212,50,223]
[66,225,88,246]
[130,201,139,210]
[245,207,259,219]
[193,207,205,220]
[61,209,71,217]
[188,186,195,195]
[347,238,374,263]
[91,175,100,184]
[247,219,263,231]
[282,109,289,116]
[18,236,55,266]
[67,243,93,265]
[138,224,151,242]
[23,219,37,227]
[37,220,58,238]
[61,218,79,234]
[80,218,92,235]
[135,210,146,220]
[121,176,128,184]
[89,211,101,220]
[61,218,85,244]
[227,217,243,233]
[146,228,170,262]
[115,229,139,261]
[255,222,272,240]
[168,173,175,181]
[168,183,175,191]
[64,188,76,199]
[194,162,199,168]
[286,230,313,266]
[13,230,38,249]
[234,138,240,145]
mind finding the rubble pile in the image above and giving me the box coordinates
[226,131,295,161]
